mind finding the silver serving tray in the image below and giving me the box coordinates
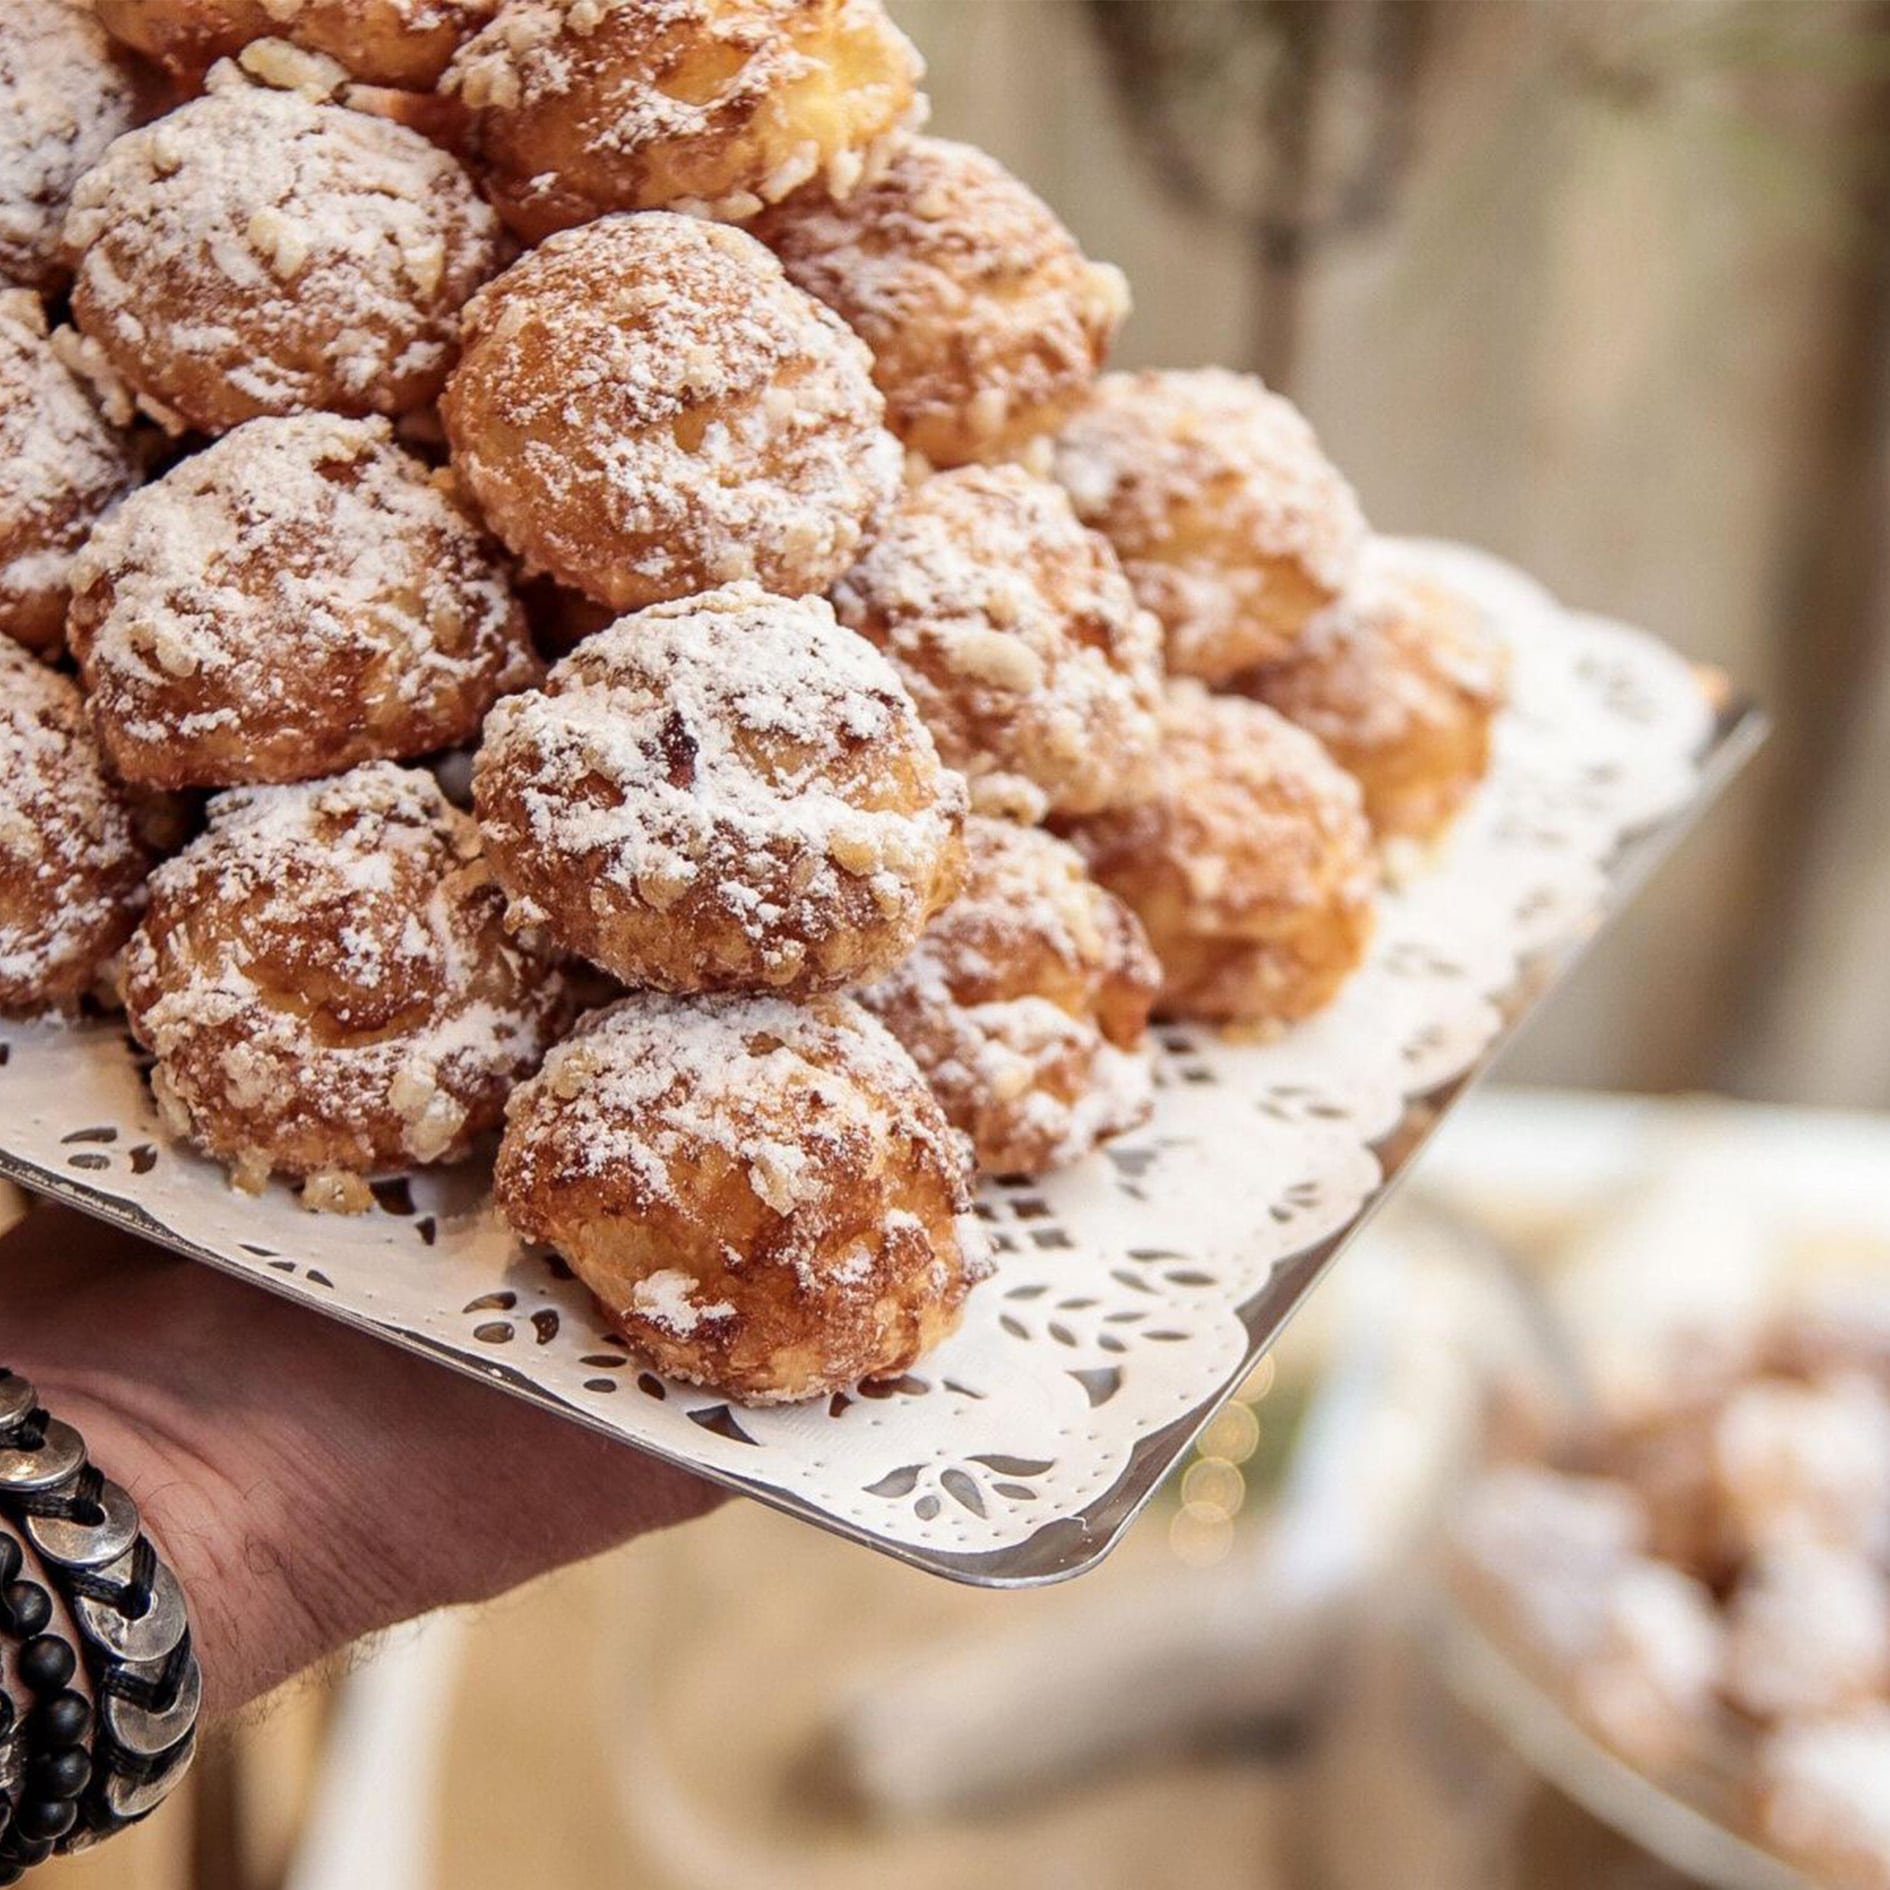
[0,542,1764,1586]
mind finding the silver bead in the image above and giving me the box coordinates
[27,1478,140,1570]
[0,1373,35,1431]
[0,1714,20,1809]
[0,1417,84,1493]
[101,1655,201,1759]
[101,1734,197,1819]
[73,1555,188,1664]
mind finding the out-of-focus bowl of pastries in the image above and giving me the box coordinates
[1418,1102,1890,1890]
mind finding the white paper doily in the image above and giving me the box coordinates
[0,541,1751,1583]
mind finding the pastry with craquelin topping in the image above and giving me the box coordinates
[858,816,1158,1178]
[442,212,900,613]
[1053,368,1366,685]
[0,641,155,1016]
[123,762,570,1205]
[93,0,499,90]
[0,0,156,297]
[755,136,1129,468]
[495,991,989,1405]
[64,66,504,434]
[0,290,141,654]
[69,412,537,790]
[1238,547,1508,849]
[473,582,967,995]
[832,463,1162,824]
[1061,684,1378,1029]
[445,0,924,239]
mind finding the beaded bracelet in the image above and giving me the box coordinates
[0,1525,93,1879]
[0,1370,199,1868]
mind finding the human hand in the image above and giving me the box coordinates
[0,1200,720,1716]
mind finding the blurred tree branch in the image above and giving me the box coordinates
[1081,0,1431,382]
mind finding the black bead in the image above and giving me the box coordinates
[2,1834,53,1866]
[0,1864,22,1887]
[13,1798,76,1842]
[0,1536,19,1585]
[32,1691,90,1747]
[26,1748,91,1801]
[1,1581,49,1637]
[17,1635,75,1694]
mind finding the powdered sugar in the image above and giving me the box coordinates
[0,0,148,294]
[630,1267,737,1338]
[444,213,901,609]
[0,291,140,649]
[832,463,1162,822]
[68,411,533,785]
[475,582,965,989]
[0,641,151,1010]
[65,75,502,432]
[123,762,568,1187]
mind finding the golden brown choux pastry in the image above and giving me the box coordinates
[495,991,989,1404]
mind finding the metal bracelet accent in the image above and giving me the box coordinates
[0,1369,199,1866]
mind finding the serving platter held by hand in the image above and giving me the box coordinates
[0,540,1762,1586]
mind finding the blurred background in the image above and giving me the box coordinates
[898,0,1890,1110]
[42,4,1890,1887]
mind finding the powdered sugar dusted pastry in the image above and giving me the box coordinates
[495,992,989,1404]
[65,73,504,435]
[1710,1370,1890,1563]
[1723,1542,1890,1725]
[1062,685,1377,1027]
[123,763,570,1202]
[857,817,1157,1178]
[442,213,900,611]
[754,136,1128,468]
[0,0,153,295]
[1754,1708,1890,1890]
[445,0,924,240]
[1053,369,1366,683]
[95,0,499,88]
[0,641,154,1014]
[474,583,966,994]
[1240,549,1507,847]
[68,413,537,790]
[0,291,141,654]
[1454,1466,1724,1776]
[831,464,1161,823]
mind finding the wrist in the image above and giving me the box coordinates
[0,1372,202,1861]
[7,1362,339,1722]
[2,1203,721,1715]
